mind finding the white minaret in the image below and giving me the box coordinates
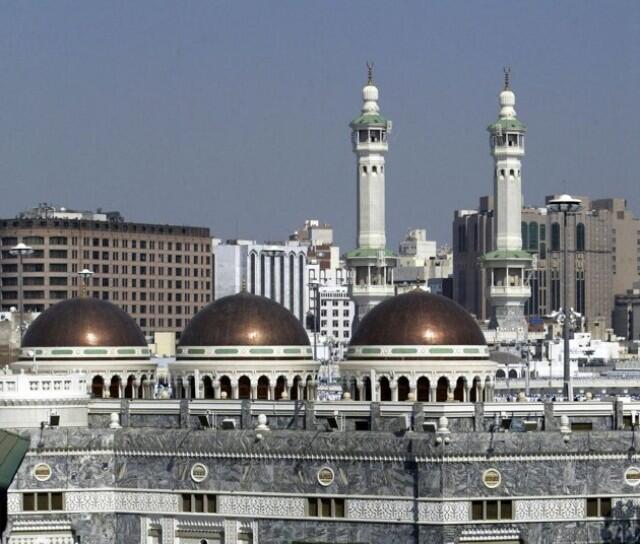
[346,64,396,322]
[483,69,531,331]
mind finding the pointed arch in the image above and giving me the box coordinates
[238,375,251,399]
[219,375,232,399]
[436,376,449,402]
[124,375,136,399]
[379,376,391,402]
[110,375,121,399]
[397,376,410,402]
[257,375,269,400]
[417,376,430,402]
[203,375,214,399]
[91,375,104,398]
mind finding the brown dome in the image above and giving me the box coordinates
[350,290,486,346]
[179,292,310,347]
[22,298,147,348]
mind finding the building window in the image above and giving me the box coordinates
[22,492,63,511]
[551,222,561,251]
[305,497,345,518]
[539,242,546,260]
[528,222,539,251]
[521,222,528,250]
[586,497,612,518]
[576,270,586,316]
[471,500,513,521]
[576,223,586,252]
[250,253,256,294]
[181,493,217,513]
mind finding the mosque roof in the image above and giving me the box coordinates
[178,292,310,356]
[22,298,147,349]
[349,290,487,353]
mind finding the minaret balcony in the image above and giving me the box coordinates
[488,284,531,301]
[491,145,525,158]
[351,283,395,298]
[354,141,388,154]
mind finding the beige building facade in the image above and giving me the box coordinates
[0,206,213,337]
[453,196,640,333]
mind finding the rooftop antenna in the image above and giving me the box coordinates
[503,67,511,90]
[366,61,374,85]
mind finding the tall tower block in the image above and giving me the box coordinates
[345,65,397,322]
[482,70,531,331]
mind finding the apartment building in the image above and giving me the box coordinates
[0,204,213,336]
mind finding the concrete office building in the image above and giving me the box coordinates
[0,204,213,337]
[454,196,640,335]
[395,229,453,295]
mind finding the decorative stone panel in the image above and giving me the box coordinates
[217,495,304,518]
[515,498,585,521]
[419,501,470,523]
[64,491,179,513]
[347,499,413,522]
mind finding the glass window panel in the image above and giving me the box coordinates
[334,498,345,518]
[182,494,192,512]
[23,493,35,511]
[586,498,599,517]
[485,500,499,520]
[471,501,483,520]
[320,497,331,517]
[501,500,513,520]
[50,492,63,510]
[206,494,217,513]
[37,493,49,511]
[194,494,204,512]
[307,498,318,517]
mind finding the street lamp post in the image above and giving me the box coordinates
[547,194,582,401]
[9,243,34,338]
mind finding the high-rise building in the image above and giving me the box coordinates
[345,65,396,321]
[455,195,639,334]
[0,204,213,336]
[481,72,531,331]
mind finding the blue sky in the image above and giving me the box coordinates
[0,1,638,249]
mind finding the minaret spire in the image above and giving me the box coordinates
[367,61,374,85]
[503,66,511,90]
[346,66,397,322]
[482,70,531,332]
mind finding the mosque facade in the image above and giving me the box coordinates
[2,72,640,544]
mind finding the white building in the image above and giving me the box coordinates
[213,239,309,322]
[213,232,355,351]
[481,70,531,332]
[345,65,397,321]
[395,229,453,295]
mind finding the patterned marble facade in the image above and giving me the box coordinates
[6,405,640,544]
